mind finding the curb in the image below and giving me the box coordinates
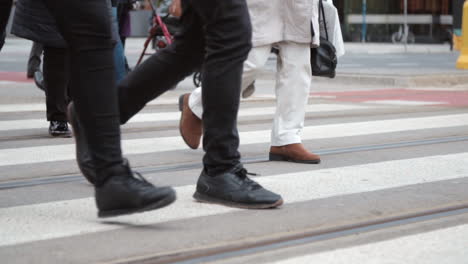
[259,70,468,87]
[319,73,468,87]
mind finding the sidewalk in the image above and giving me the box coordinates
[344,42,453,54]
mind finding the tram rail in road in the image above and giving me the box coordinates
[110,204,468,264]
[1,135,467,190]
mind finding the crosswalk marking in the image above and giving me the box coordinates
[274,224,468,264]
[363,100,446,106]
[1,152,467,247]
[0,98,182,113]
[0,104,371,131]
[0,103,45,113]
[0,113,467,167]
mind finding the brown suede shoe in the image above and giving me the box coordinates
[178,93,202,149]
[269,143,321,164]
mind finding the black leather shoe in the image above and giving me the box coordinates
[193,165,283,209]
[67,102,96,184]
[34,71,45,92]
[49,121,71,137]
[96,163,176,218]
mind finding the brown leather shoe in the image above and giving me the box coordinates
[269,143,321,164]
[178,93,202,149]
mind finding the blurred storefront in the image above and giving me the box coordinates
[334,0,456,43]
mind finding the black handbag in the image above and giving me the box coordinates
[311,0,337,78]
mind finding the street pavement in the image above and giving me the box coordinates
[1,38,468,263]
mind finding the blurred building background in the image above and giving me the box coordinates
[3,0,466,44]
[334,0,463,43]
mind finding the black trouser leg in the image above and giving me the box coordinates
[118,0,251,175]
[0,31,5,51]
[118,2,205,123]
[43,0,123,182]
[43,47,69,122]
[0,0,12,52]
[191,0,252,175]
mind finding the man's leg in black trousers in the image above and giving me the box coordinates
[0,0,13,51]
[44,0,123,175]
[42,0,175,217]
[118,0,283,209]
[118,2,205,124]
[120,0,247,174]
[43,47,69,122]
[43,47,71,137]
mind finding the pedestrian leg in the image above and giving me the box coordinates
[43,46,71,137]
[268,41,321,164]
[43,0,176,217]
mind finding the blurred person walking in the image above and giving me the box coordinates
[179,0,322,164]
[11,0,71,137]
[12,0,131,137]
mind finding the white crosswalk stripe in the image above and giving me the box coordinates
[274,224,468,264]
[0,104,371,130]
[0,113,467,167]
[1,152,467,247]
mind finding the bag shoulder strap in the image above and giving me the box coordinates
[319,0,329,40]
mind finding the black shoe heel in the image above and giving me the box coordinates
[269,153,287,162]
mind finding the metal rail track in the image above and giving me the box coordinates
[113,204,468,264]
[0,135,467,190]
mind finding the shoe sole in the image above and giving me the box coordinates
[178,94,199,150]
[241,83,255,98]
[269,153,321,164]
[193,191,283,209]
[49,132,72,138]
[98,191,177,218]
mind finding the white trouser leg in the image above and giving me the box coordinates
[188,87,203,118]
[271,41,312,146]
[188,45,272,119]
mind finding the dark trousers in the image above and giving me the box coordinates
[0,0,13,51]
[43,0,123,177]
[43,47,69,122]
[118,0,252,175]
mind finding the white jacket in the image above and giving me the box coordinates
[247,0,320,47]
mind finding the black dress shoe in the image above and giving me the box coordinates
[49,121,71,137]
[67,102,96,184]
[34,71,45,92]
[96,163,176,218]
[193,165,283,209]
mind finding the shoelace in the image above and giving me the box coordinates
[237,168,261,177]
[133,171,149,184]
[236,168,262,190]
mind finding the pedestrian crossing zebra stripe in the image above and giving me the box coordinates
[0,113,467,167]
[363,100,446,106]
[0,103,45,113]
[0,94,276,113]
[273,224,468,264]
[0,104,372,131]
[0,152,467,247]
